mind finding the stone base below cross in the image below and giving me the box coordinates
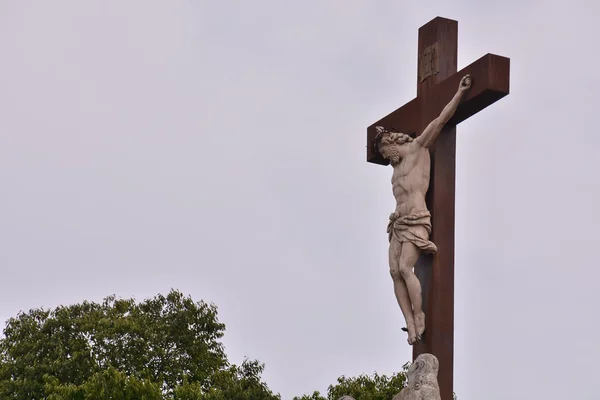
[337,353,441,400]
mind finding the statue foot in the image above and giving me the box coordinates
[405,322,419,345]
[414,311,426,337]
[407,332,419,345]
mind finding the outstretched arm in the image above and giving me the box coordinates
[416,75,472,148]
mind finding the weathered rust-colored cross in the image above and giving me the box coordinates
[366,17,510,400]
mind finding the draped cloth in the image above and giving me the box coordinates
[387,210,438,254]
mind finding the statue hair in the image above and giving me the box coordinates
[374,126,414,155]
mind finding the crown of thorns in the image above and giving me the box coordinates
[373,126,388,154]
[373,126,414,155]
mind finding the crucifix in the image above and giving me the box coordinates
[367,17,510,400]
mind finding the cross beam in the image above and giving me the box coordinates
[366,17,509,400]
[367,51,510,165]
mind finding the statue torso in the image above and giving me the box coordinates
[392,143,431,216]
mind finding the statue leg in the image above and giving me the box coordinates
[389,239,417,345]
[398,241,424,339]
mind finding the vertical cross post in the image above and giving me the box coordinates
[412,18,457,400]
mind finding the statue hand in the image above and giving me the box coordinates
[459,74,472,91]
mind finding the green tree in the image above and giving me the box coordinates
[293,367,409,400]
[0,290,279,400]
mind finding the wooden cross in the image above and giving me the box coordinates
[366,17,510,400]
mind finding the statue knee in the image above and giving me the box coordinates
[399,267,414,279]
[389,268,402,280]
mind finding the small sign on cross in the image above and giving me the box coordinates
[419,43,439,82]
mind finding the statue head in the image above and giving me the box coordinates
[408,353,439,378]
[374,126,413,165]
[393,354,441,400]
[406,353,439,392]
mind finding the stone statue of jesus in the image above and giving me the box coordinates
[374,74,472,345]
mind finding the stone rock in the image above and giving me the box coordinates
[392,353,440,400]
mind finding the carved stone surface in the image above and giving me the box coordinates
[337,397,356,400]
[392,354,440,400]
[374,75,472,346]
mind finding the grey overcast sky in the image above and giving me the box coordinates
[1,1,598,399]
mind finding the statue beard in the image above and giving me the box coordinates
[387,148,401,165]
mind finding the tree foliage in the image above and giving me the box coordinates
[293,367,409,400]
[0,289,429,400]
[0,290,280,400]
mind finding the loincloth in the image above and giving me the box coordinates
[387,210,438,254]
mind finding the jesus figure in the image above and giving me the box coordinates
[374,74,472,345]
